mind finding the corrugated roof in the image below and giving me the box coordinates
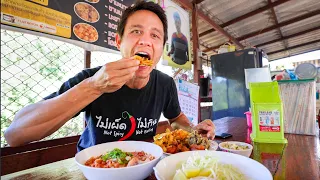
[189,0,320,62]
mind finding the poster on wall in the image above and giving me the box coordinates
[0,0,137,52]
[161,0,192,70]
[176,79,199,126]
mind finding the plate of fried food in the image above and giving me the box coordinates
[73,23,98,42]
[74,2,100,23]
[153,129,218,155]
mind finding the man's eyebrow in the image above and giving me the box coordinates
[129,24,143,29]
[129,24,163,35]
[151,27,164,35]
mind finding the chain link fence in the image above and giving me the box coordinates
[1,29,117,147]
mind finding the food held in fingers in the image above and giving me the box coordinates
[134,54,153,66]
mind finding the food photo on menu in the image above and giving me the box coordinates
[73,23,99,42]
[74,2,100,23]
[73,1,100,43]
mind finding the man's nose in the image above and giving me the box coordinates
[138,34,152,47]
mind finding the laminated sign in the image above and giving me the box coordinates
[0,0,136,52]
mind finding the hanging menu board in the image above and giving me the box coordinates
[176,79,200,126]
[0,0,136,52]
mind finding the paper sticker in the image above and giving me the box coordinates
[259,111,280,132]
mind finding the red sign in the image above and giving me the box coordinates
[259,126,280,132]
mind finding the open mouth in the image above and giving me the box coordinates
[134,52,153,66]
[135,52,150,60]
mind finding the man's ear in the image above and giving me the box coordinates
[115,34,121,50]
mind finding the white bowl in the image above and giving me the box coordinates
[75,141,163,180]
[219,141,253,157]
[154,151,272,180]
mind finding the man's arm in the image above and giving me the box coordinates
[169,112,193,132]
[4,79,102,147]
[4,58,140,147]
[169,112,216,139]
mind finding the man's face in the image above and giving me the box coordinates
[116,10,164,78]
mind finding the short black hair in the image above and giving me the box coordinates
[117,1,168,45]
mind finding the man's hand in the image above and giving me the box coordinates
[194,119,215,140]
[89,57,140,93]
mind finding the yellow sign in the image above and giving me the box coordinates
[29,0,48,6]
[1,0,71,38]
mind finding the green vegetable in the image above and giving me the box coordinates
[101,148,132,164]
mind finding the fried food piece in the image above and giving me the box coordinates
[166,145,178,154]
[134,55,153,66]
[187,130,210,149]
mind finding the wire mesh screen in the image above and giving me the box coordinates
[1,29,86,147]
[91,51,121,68]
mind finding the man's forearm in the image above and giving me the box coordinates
[4,78,102,146]
[170,113,194,132]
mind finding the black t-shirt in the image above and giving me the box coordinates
[44,67,181,151]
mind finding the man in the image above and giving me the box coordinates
[4,1,214,151]
[167,12,189,65]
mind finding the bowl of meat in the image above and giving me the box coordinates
[75,141,163,180]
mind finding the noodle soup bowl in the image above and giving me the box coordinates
[75,141,163,180]
[154,150,272,180]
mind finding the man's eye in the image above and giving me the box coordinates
[132,30,141,34]
[151,34,160,39]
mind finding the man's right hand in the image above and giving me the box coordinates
[89,57,140,93]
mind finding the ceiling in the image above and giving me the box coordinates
[174,0,320,63]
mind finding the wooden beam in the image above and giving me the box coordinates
[1,136,80,156]
[84,50,91,68]
[204,9,320,52]
[267,39,320,55]
[269,49,320,61]
[173,68,183,79]
[1,142,78,175]
[192,0,205,4]
[238,9,320,41]
[255,26,320,47]
[174,0,192,10]
[198,10,244,49]
[268,0,288,50]
[199,0,290,37]
[192,2,200,84]
[84,50,91,127]
[191,2,202,123]
[175,0,244,49]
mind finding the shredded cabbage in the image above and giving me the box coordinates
[175,153,246,180]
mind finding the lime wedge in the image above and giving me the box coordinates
[173,169,188,180]
[198,168,211,177]
[182,167,201,178]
